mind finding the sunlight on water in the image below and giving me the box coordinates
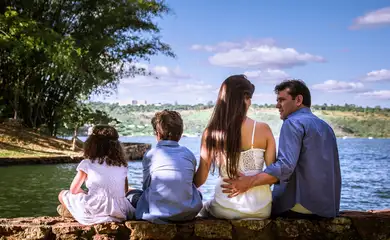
[0,136,389,218]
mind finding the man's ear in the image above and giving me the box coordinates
[296,95,304,106]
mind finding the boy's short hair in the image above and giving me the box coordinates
[151,110,183,141]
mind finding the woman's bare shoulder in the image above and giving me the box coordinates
[254,121,273,136]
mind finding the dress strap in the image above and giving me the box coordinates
[251,120,256,148]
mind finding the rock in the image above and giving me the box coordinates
[194,219,232,239]
[231,219,272,240]
[0,211,389,240]
[122,143,152,161]
[342,211,390,240]
[126,221,176,240]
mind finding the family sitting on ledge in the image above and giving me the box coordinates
[57,76,341,225]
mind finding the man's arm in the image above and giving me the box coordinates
[263,119,303,183]
[222,119,303,197]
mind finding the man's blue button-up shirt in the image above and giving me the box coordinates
[264,107,342,217]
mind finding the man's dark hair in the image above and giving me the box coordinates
[274,79,311,107]
[151,110,183,141]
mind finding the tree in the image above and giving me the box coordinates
[62,102,119,150]
[0,0,174,135]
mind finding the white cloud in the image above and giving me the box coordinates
[152,66,191,79]
[195,40,325,69]
[351,7,390,29]
[120,64,191,87]
[191,38,276,52]
[361,69,390,82]
[244,69,290,83]
[97,65,216,104]
[359,90,390,100]
[172,81,213,92]
[312,80,366,93]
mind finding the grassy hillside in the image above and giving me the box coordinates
[0,121,82,157]
[316,110,390,138]
[1,106,389,158]
[102,107,390,138]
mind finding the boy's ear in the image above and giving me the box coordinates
[156,132,161,140]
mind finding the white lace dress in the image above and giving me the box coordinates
[62,159,135,225]
[203,121,272,219]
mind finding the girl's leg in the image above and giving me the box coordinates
[57,190,73,218]
[58,190,66,206]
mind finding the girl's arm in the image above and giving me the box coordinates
[264,123,276,167]
[194,131,212,188]
[125,177,129,194]
[69,170,87,194]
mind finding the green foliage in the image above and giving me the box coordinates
[0,0,174,135]
[58,102,119,137]
[84,102,390,138]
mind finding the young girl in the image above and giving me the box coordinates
[57,125,134,225]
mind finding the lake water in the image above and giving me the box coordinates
[0,136,389,218]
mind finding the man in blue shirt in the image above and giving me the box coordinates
[222,80,341,218]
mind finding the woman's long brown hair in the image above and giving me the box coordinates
[205,75,255,179]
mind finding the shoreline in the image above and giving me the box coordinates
[0,142,151,166]
[0,155,84,166]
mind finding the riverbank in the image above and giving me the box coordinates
[0,122,151,165]
[0,210,389,239]
[0,121,82,158]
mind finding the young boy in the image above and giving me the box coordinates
[126,110,203,224]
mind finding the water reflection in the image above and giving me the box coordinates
[0,137,389,218]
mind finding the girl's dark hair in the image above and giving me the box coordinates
[83,125,127,167]
[205,74,255,179]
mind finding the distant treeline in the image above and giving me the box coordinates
[86,102,390,138]
[89,101,390,114]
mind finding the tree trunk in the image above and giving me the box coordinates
[13,92,18,120]
[72,124,79,151]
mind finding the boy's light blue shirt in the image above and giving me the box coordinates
[136,140,203,224]
[264,107,342,218]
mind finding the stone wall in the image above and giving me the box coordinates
[122,143,151,161]
[0,211,389,240]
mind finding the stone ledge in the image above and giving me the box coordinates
[0,211,389,240]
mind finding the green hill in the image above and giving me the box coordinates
[85,102,390,138]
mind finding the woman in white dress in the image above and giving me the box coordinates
[58,125,135,225]
[194,75,276,219]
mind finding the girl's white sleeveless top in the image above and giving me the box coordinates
[208,121,272,219]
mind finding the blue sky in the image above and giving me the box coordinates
[96,0,390,107]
